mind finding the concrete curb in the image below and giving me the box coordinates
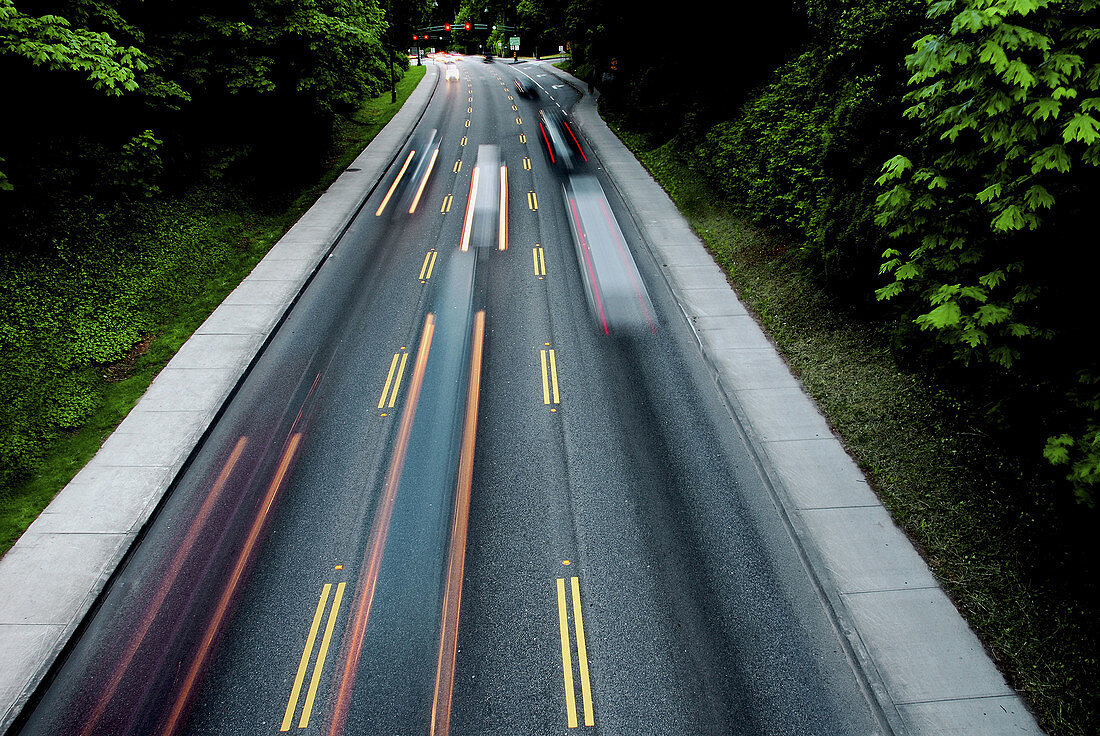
[535,61,1045,736]
[0,63,440,734]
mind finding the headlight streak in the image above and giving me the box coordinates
[499,164,508,251]
[460,167,480,252]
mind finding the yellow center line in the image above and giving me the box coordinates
[467,106,473,113]
[460,136,467,146]
[523,156,531,170]
[280,585,332,731]
[528,191,538,211]
[441,194,453,213]
[540,350,551,405]
[378,353,401,409]
[519,133,526,143]
[465,119,471,128]
[570,577,595,727]
[389,352,410,408]
[453,160,462,173]
[298,581,346,728]
[533,246,546,277]
[549,349,560,404]
[419,251,433,280]
[516,116,522,125]
[512,104,518,111]
[556,578,579,728]
[425,250,438,280]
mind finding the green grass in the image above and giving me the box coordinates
[0,65,426,556]
[605,118,1099,736]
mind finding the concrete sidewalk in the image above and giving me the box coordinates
[534,61,1044,736]
[0,64,440,734]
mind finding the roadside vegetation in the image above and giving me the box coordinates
[0,0,428,554]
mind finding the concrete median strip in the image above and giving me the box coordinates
[0,64,440,734]
[538,61,1045,736]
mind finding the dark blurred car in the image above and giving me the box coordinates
[562,174,655,334]
[537,107,586,172]
[513,77,536,98]
[483,53,494,63]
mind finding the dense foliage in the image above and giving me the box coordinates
[0,0,412,492]
[875,0,1100,503]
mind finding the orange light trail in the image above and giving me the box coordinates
[327,314,436,736]
[375,150,416,216]
[159,431,303,736]
[409,148,440,214]
[80,436,249,736]
[429,310,485,736]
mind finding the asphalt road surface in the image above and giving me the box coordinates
[14,58,886,736]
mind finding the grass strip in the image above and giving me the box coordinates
[0,65,426,556]
[604,118,1098,736]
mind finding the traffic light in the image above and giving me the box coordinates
[443,23,451,31]
[463,21,471,30]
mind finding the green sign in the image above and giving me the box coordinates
[509,36,520,46]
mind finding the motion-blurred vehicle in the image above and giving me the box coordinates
[538,108,586,172]
[562,174,655,334]
[461,145,508,250]
[375,128,441,217]
[444,61,460,81]
[483,53,494,63]
[513,77,537,98]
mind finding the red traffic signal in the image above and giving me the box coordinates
[443,23,451,31]
[463,21,471,30]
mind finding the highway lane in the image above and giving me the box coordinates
[14,57,885,736]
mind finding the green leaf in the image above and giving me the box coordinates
[918,301,963,329]
[1044,434,1074,465]
[992,204,1026,231]
[877,155,913,185]
[1024,184,1055,209]
[1024,97,1061,121]
[1063,112,1100,143]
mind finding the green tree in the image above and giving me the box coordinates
[875,0,1100,502]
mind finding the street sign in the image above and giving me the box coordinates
[509,36,520,46]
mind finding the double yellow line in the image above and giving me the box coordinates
[378,348,409,412]
[281,582,347,731]
[540,346,560,406]
[533,245,546,278]
[527,191,538,211]
[556,576,594,728]
[419,249,438,282]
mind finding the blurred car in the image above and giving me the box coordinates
[461,145,507,250]
[562,174,655,334]
[375,128,441,217]
[537,107,586,172]
[483,53,494,63]
[444,61,460,81]
[513,77,537,98]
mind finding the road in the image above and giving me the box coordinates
[14,58,885,736]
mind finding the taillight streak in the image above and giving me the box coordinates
[539,122,555,164]
[563,121,587,162]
